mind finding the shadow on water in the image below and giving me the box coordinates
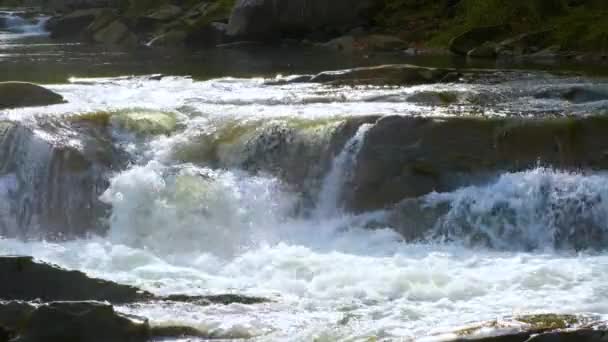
[1,35,608,84]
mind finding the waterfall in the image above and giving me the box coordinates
[0,12,49,35]
[315,123,372,218]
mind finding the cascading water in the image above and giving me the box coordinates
[2,70,608,341]
[315,123,372,218]
[0,11,49,36]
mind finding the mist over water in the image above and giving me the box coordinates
[2,31,608,339]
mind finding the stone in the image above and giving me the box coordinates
[467,42,498,58]
[14,301,149,342]
[441,314,607,342]
[145,4,182,21]
[344,115,608,212]
[449,25,509,56]
[321,35,355,52]
[91,19,138,47]
[227,0,375,40]
[497,30,553,56]
[0,82,64,109]
[307,64,457,86]
[46,8,111,39]
[186,21,228,47]
[0,256,152,303]
[112,110,177,135]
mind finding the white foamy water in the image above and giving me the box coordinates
[2,75,608,340]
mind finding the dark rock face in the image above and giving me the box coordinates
[0,83,64,109]
[345,115,608,212]
[0,301,149,342]
[0,256,151,303]
[227,0,374,40]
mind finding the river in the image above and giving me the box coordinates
[2,9,608,341]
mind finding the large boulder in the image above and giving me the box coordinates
[345,115,608,212]
[45,8,112,39]
[0,301,149,342]
[227,0,375,40]
[0,256,152,303]
[91,19,138,46]
[0,82,64,109]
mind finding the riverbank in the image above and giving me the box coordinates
[1,0,607,65]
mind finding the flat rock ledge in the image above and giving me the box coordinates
[0,256,268,342]
[266,64,539,86]
[0,82,65,109]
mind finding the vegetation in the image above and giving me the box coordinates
[375,0,608,51]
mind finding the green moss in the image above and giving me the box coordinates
[378,0,608,52]
[70,111,113,127]
[516,314,581,330]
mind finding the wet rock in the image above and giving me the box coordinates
[535,86,608,103]
[147,29,188,47]
[0,82,64,109]
[449,25,509,56]
[150,325,208,339]
[497,30,553,56]
[0,301,35,340]
[0,119,123,238]
[112,110,177,135]
[308,64,457,86]
[14,301,149,342]
[388,198,450,241]
[227,0,375,41]
[406,90,461,105]
[562,87,608,103]
[91,19,138,47]
[162,294,268,305]
[144,4,182,22]
[345,116,608,212]
[0,256,152,303]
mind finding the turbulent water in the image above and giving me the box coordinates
[2,15,608,341]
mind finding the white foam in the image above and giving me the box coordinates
[2,75,608,340]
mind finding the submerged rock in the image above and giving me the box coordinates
[112,110,178,135]
[306,64,459,86]
[0,82,64,109]
[0,256,152,303]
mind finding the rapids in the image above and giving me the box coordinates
[2,20,608,341]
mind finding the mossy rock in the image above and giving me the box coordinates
[0,82,65,109]
[113,110,178,135]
